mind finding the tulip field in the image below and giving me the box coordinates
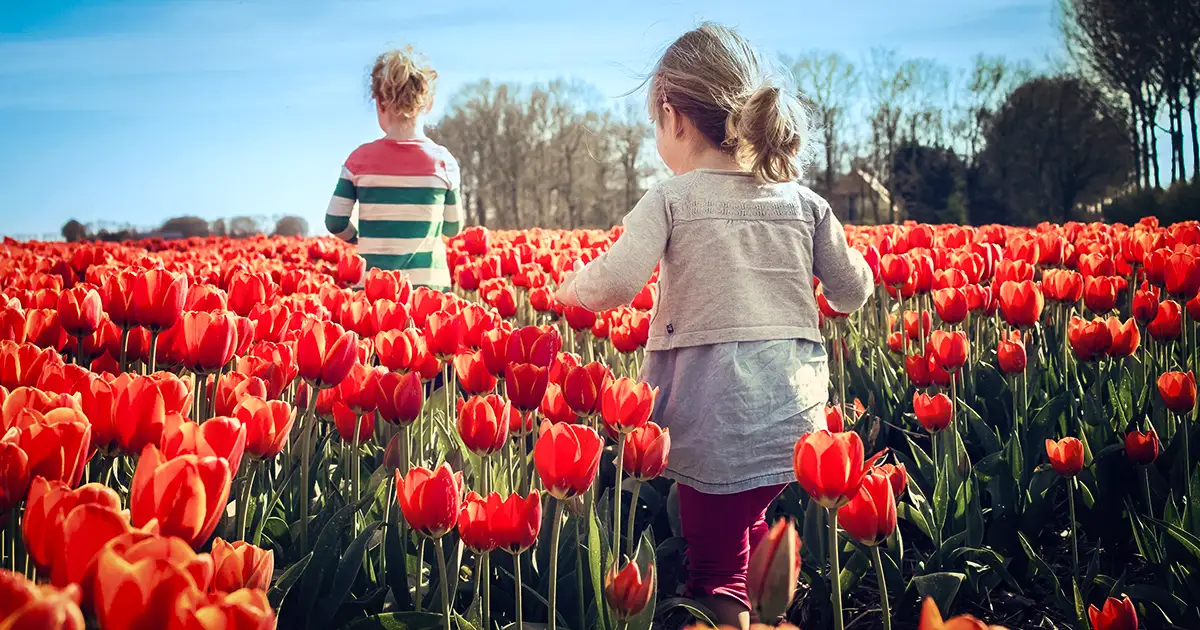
[0,218,1198,630]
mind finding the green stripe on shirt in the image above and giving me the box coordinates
[333,177,357,199]
[325,214,351,233]
[359,219,442,239]
[442,221,462,238]
[357,187,446,205]
[445,189,458,205]
[362,251,448,270]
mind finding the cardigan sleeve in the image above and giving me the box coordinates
[572,185,671,311]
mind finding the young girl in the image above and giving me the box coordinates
[556,24,873,630]
[326,47,463,290]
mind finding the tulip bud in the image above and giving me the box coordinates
[746,520,801,622]
[604,561,654,621]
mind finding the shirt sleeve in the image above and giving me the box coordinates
[811,199,873,314]
[441,153,463,238]
[572,185,671,311]
[326,165,359,242]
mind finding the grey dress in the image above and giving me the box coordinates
[640,338,829,495]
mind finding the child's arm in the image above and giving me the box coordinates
[812,200,873,313]
[326,166,359,243]
[441,154,463,238]
[559,186,670,312]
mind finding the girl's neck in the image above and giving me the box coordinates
[383,116,426,141]
[684,145,742,173]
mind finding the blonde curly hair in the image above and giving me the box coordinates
[371,47,438,118]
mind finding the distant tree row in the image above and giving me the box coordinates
[61,215,310,243]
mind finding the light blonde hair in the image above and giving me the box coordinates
[650,23,810,183]
[371,47,438,118]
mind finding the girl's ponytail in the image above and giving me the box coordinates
[729,83,809,184]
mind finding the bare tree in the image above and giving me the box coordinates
[791,51,859,195]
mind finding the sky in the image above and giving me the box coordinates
[0,0,1061,239]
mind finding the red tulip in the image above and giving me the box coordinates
[184,284,228,312]
[396,464,464,538]
[113,373,191,454]
[365,268,412,305]
[914,392,953,433]
[506,325,561,367]
[25,308,69,352]
[90,544,205,630]
[4,407,90,488]
[56,286,103,338]
[296,319,359,388]
[1068,316,1112,362]
[171,587,277,629]
[1045,437,1085,477]
[21,478,126,583]
[600,378,657,434]
[131,268,188,332]
[161,415,247,475]
[837,470,897,546]
[1106,317,1140,358]
[929,330,969,372]
[745,519,800,622]
[0,569,85,630]
[454,351,497,396]
[456,395,509,456]
[1087,595,1138,630]
[562,362,613,417]
[375,371,424,425]
[998,281,1043,328]
[489,491,542,554]
[131,444,232,549]
[338,297,378,338]
[563,305,597,331]
[996,258,1034,287]
[211,538,274,592]
[458,491,497,553]
[792,430,883,509]
[1083,276,1120,314]
[901,310,932,340]
[540,383,578,425]
[336,253,366,287]
[177,310,238,373]
[534,420,604,500]
[919,596,1005,630]
[880,254,912,287]
[878,462,907,497]
[933,287,968,324]
[886,331,903,354]
[0,441,29,521]
[1125,429,1159,465]
[997,331,1026,374]
[211,371,268,418]
[1157,371,1196,413]
[604,561,654,621]
[0,305,25,345]
[825,405,845,432]
[374,329,416,373]
[335,362,380,414]
[622,422,670,481]
[1164,252,1199,299]
[424,311,464,360]
[226,272,272,318]
[505,363,550,412]
[1147,299,1182,341]
[233,397,294,459]
[1132,289,1160,323]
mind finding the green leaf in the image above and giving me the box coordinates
[385,524,414,610]
[897,503,933,541]
[1018,532,1068,610]
[902,435,935,489]
[964,403,1002,455]
[268,553,312,610]
[802,499,828,568]
[254,465,299,547]
[910,571,965,613]
[1146,516,1200,563]
[289,503,357,628]
[340,612,444,630]
[312,520,386,630]
[656,598,717,627]
[587,502,610,630]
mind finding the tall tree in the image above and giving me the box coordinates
[791,52,859,195]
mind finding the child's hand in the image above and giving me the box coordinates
[555,260,585,307]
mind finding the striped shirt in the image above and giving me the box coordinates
[326,138,463,289]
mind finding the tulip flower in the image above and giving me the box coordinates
[0,569,86,630]
[489,491,542,554]
[887,331,903,354]
[929,330,968,372]
[131,444,232,549]
[996,331,1026,374]
[365,268,412,304]
[211,371,269,418]
[534,421,604,500]
[547,352,582,388]
[1157,371,1196,413]
[177,310,238,373]
[1125,429,1159,466]
[1146,300,1182,341]
[1046,437,1085,477]
[1088,595,1138,630]
[600,378,657,434]
[623,421,670,482]
[1068,316,1112,362]
[793,430,883,509]
[211,538,274,592]
[913,392,953,433]
[838,470,897,546]
[90,544,206,630]
[424,311,464,360]
[539,383,579,425]
[161,415,247,476]
[1106,317,1140,358]
[878,462,908,498]
[336,253,367,287]
[1132,289,1159,323]
[330,401,372,445]
[0,441,29,521]
[604,561,655,622]
[1083,276,1120,314]
[825,404,846,432]
[458,491,497,553]
[918,597,1007,629]
[234,397,295,459]
[454,350,497,395]
[880,254,912,287]
[56,286,103,339]
[1165,252,1199,299]
[933,287,968,324]
[113,375,179,455]
[506,325,561,367]
[396,464,464,539]
[131,268,188,332]
[296,319,359,388]
[563,362,613,417]
[21,478,128,583]
[375,329,416,373]
[25,308,70,352]
[505,363,550,412]
[746,519,800,622]
[174,588,277,630]
[375,370,425,425]
[998,280,1043,328]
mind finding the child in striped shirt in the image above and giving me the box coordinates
[326,47,463,290]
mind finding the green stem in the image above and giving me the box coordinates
[514,550,524,630]
[298,387,318,555]
[1068,477,1079,586]
[828,507,844,630]
[416,538,426,612]
[482,552,491,630]
[549,501,565,630]
[236,463,256,541]
[119,327,130,374]
[520,420,529,495]
[871,545,892,630]
[576,520,586,630]
[148,330,159,373]
[613,433,627,560]
[1142,466,1154,519]
[626,482,642,554]
[351,415,362,508]
[435,539,452,630]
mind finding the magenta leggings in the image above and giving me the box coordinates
[677,483,788,610]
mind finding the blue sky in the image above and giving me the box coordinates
[0,0,1060,238]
